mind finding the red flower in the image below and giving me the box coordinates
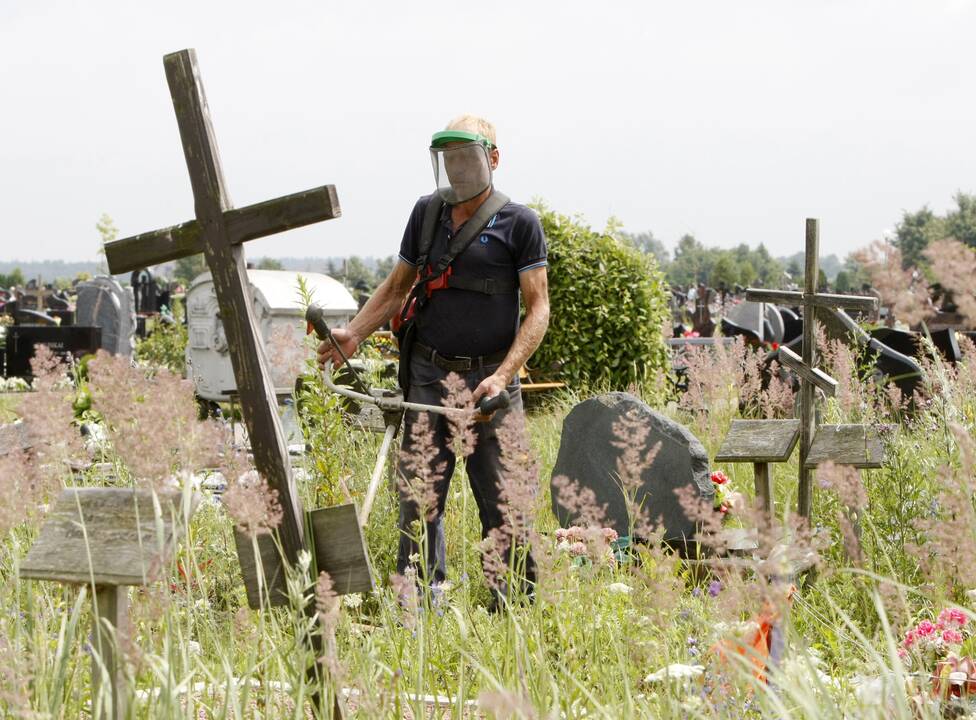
[711,471,729,486]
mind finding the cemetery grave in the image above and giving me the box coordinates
[7,50,976,720]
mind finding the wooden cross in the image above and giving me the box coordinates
[102,49,341,564]
[745,219,880,518]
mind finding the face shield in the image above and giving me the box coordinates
[430,130,494,204]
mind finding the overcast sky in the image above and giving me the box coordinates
[2,0,974,263]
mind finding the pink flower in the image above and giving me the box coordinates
[569,542,587,557]
[602,527,619,543]
[937,608,968,629]
[710,471,729,486]
[917,620,936,636]
[942,629,963,645]
[555,528,568,543]
[904,629,917,647]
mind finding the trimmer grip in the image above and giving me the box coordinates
[305,304,332,341]
[477,389,511,416]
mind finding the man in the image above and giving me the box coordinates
[317,114,549,596]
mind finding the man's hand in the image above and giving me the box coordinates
[316,327,360,369]
[472,372,508,405]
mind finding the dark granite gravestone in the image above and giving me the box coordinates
[4,325,102,378]
[550,392,714,548]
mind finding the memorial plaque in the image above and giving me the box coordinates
[714,419,800,464]
[804,425,885,469]
[20,487,190,585]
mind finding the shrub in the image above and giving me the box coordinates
[529,202,671,395]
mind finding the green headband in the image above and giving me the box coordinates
[430,130,495,149]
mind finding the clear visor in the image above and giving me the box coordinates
[430,142,492,204]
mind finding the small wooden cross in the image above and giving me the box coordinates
[102,49,341,565]
[745,219,880,518]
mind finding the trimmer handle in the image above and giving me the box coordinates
[477,389,511,416]
[305,304,332,341]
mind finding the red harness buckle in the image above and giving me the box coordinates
[425,265,452,298]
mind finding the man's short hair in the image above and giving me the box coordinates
[445,114,497,147]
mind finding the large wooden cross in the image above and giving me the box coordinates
[103,49,341,563]
[745,219,880,518]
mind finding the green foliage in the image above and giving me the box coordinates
[890,192,976,269]
[173,254,207,288]
[529,203,670,394]
[134,299,187,373]
[0,267,24,288]
[658,234,782,288]
[255,256,284,270]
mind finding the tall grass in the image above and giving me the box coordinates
[3,333,976,718]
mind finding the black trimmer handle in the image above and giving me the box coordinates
[305,304,332,341]
[477,389,511,416]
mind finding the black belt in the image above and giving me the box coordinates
[413,342,507,372]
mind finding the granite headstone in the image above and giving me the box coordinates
[550,392,714,548]
[76,277,135,356]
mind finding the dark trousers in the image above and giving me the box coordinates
[395,352,533,588]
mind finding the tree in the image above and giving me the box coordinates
[256,257,285,270]
[893,206,945,269]
[617,229,670,266]
[668,234,709,286]
[710,254,739,289]
[946,192,976,249]
[173,254,207,287]
[834,270,852,293]
[0,268,24,288]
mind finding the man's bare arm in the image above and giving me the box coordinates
[472,266,550,402]
[317,260,416,367]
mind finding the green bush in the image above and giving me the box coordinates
[529,203,671,395]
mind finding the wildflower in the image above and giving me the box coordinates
[389,571,419,631]
[643,663,705,684]
[708,580,723,598]
[221,470,283,537]
[342,593,363,609]
[608,582,633,595]
[710,471,729,486]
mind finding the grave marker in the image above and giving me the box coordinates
[745,219,881,519]
[101,50,367,716]
[550,393,714,549]
[20,488,194,720]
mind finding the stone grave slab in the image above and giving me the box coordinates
[804,424,884,469]
[20,487,190,585]
[931,328,962,363]
[550,392,713,547]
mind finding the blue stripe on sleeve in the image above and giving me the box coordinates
[517,260,548,273]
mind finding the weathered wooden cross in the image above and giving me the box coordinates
[104,49,370,594]
[716,219,882,520]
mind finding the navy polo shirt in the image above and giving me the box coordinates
[398,192,547,358]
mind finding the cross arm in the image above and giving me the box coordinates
[745,288,878,312]
[104,185,341,274]
[777,345,838,397]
